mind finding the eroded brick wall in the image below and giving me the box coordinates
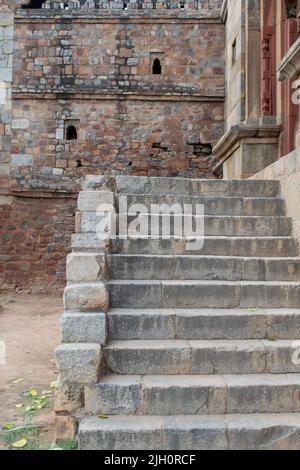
[0,194,76,292]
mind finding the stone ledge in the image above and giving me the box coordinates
[212,124,281,177]
[278,36,300,81]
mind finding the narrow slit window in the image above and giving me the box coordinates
[232,38,237,67]
[153,58,162,75]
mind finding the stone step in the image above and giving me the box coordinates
[107,308,300,340]
[78,413,300,450]
[104,339,300,375]
[79,213,293,237]
[110,237,299,257]
[107,280,300,309]
[116,195,286,216]
[73,234,299,257]
[113,176,281,198]
[108,255,300,281]
[84,374,300,416]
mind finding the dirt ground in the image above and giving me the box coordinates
[0,293,62,450]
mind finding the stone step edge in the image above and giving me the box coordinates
[78,413,300,450]
[108,307,300,315]
[89,373,300,387]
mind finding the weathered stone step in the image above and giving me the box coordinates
[104,339,300,375]
[73,234,299,258]
[84,374,300,415]
[115,195,286,216]
[78,213,293,237]
[108,280,300,309]
[78,413,300,450]
[110,237,299,257]
[108,255,300,281]
[107,308,300,340]
[112,176,281,198]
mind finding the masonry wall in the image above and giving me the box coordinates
[0,3,13,191]
[223,0,246,130]
[0,194,76,292]
[1,3,224,291]
[11,8,225,190]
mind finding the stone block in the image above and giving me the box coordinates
[61,312,107,344]
[85,376,142,414]
[79,416,164,450]
[55,343,101,384]
[142,375,227,415]
[78,191,115,212]
[64,282,109,313]
[163,416,228,450]
[104,340,191,375]
[190,340,266,374]
[83,175,116,192]
[66,252,107,282]
[55,414,77,443]
[54,382,83,413]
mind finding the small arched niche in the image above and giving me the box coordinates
[66,125,78,141]
[152,58,162,75]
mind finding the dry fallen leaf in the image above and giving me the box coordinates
[3,423,14,430]
[12,438,27,449]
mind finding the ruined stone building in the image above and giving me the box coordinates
[0,0,224,291]
[3,0,300,450]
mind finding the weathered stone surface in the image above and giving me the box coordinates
[79,414,300,450]
[64,282,109,313]
[225,375,300,414]
[163,415,228,450]
[227,414,300,450]
[142,375,227,415]
[55,414,78,443]
[161,281,240,309]
[55,343,101,384]
[85,376,141,415]
[104,340,191,375]
[82,175,116,192]
[66,252,107,282]
[78,191,115,212]
[108,309,176,340]
[79,415,164,450]
[119,194,285,217]
[111,236,299,257]
[54,383,83,413]
[108,280,162,309]
[175,309,268,340]
[71,233,109,252]
[61,313,107,344]
[190,340,266,375]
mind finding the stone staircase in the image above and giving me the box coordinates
[56,176,300,450]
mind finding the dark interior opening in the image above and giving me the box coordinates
[152,58,162,75]
[22,0,46,8]
[66,125,78,141]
